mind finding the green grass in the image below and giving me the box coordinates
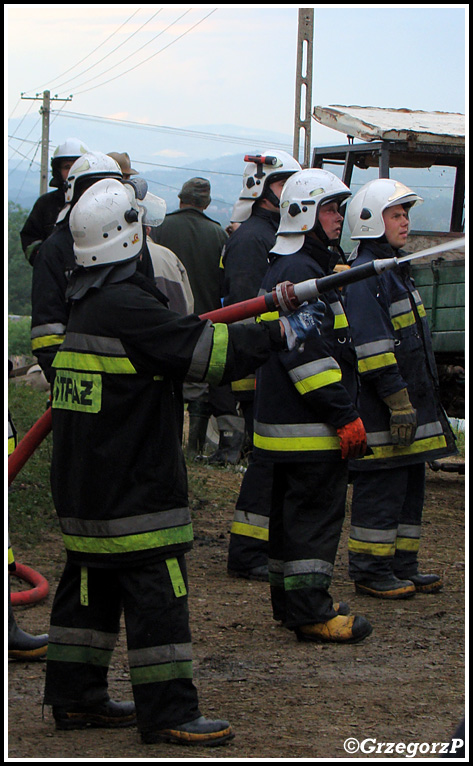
[8,381,57,549]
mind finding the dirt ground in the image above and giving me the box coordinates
[7,460,465,761]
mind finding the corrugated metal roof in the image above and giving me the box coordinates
[313,105,465,145]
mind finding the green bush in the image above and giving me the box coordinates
[8,316,33,359]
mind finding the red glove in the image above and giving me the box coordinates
[336,417,367,460]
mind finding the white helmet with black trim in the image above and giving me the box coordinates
[50,137,90,188]
[65,151,123,204]
[347,178,423,240]
[70,179,143,268]
[231,149,302,223]
[271,169,352,255]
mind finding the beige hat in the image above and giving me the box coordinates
[107,152,138,176]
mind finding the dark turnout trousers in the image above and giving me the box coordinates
[268,461,348,629]
[348,463,425,581]
[44,556,201,736]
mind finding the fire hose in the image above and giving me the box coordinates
[10,562,50,606]
[8,236,465,484]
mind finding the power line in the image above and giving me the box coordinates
[23,8,143,96]
[74,8,218,96]
[133,159,241,178]
[50,8,164,93]
[52,109,293,151]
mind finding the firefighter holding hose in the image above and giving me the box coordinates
[252,168,373,645]
[42,177,325,745]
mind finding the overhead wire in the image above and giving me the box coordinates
[73,8,217,96]
[22,8,143,96]
[52,109,293,151]
[49,8,164,93]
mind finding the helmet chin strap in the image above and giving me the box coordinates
[313,220,331,246]
[262,185,281,209]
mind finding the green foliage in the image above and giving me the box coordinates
[8,316,33,358]
[8,201,32,316]
[8,381,57,549]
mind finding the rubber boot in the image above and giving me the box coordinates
[186,400,211,459]
[207,430,245,465]
[295,614,373,644]
[355,575,416,599]
[8,581,48,660]
[53,698,136,730]
[187,415,210,459]
[142,716,234,746]
[408,573,443,593]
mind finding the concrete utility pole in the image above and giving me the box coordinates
[20,90,73,195]
[293,8,314,168]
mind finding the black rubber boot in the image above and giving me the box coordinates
[142,716,234,746]
[8,581,48,661]
[227,564,269,581]
[355,575,416,599]
[53,699,136,730]
[207,430,245,465]
[187,415,210,459]
[186,400,212,459]
[408,573,443,593]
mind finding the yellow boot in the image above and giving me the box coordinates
[296,615,372,644]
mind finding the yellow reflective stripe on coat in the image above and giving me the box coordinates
[31,334,65,351]
[330,301,349,329]
[254,421,340,453]
[360,434,447,461]
[357,352,397,374]
[205,323,229,384]
[52,350,137,374]
[289,358,342,395]
[232,376,256,392]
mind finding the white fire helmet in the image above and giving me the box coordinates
[271,169,352,255]
[347,178,423,240]
[140,192,167,228]
[50,137,90,188]
[231,150,302,223]
[70,179,143,268]
[52,137,90,165]
[65,151,123,204]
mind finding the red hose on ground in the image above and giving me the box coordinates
[10,562,50,605]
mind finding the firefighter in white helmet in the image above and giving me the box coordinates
[43,177,325,744]
[30,151,156,382]
[253,168,373,644]
[222,150,302,581]
[343,178,456,599]
[20,137,90,264]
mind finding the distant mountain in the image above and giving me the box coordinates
[8,114,461,230]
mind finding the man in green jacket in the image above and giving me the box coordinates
[154,178,244,463]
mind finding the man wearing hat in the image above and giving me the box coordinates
[153,178,244,463]
[107,152,138,180]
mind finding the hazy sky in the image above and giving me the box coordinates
[7,4,466,146]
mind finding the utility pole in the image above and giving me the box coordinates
[20,90,73,195]
[293,8,314,168]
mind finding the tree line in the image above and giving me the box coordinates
[8,201,31,316]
